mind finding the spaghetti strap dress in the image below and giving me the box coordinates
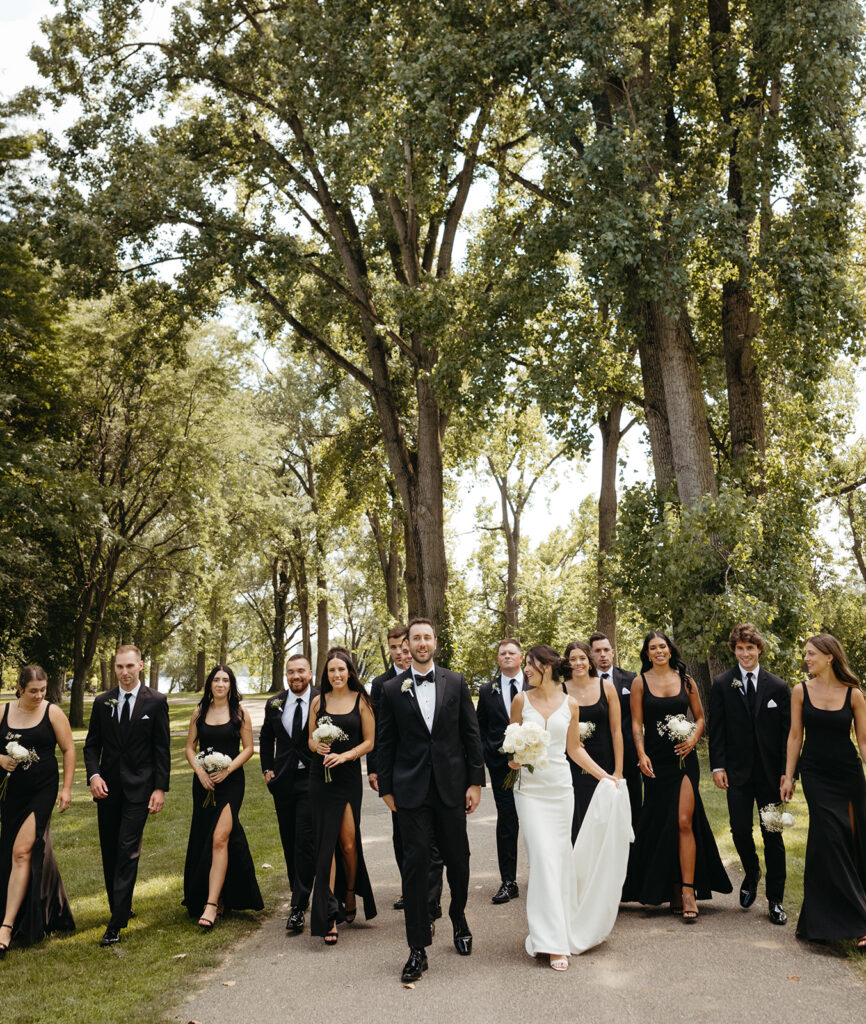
[182,718,263,918]
[566,678,615,842]
[622,675,732,903]
[0,702,74,943]
[796,683,866,941]
[309,693,376,936]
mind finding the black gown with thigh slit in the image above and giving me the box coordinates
[309,693,377,936]
[0,702,74,943]
[622,675,732,903]
[182,719,263,918]
[566,678,615,842]
[796,683,866,942]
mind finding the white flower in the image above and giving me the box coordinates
[579,721,596,741]
[731,678,743,691]
[194,748,231,774]
[401,679,413,694]
[5,741,38,769]
[780,812,795,827]
[491,680,501,695]
[311,717,350,746]
[760,803,795,832]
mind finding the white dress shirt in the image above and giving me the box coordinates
[282,686,311,768]
[500,671,525,716]
[118,681,141,718]
[413,665,437,732]
[712,664,760,773]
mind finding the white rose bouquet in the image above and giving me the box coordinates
[312,716,350,782]
[194,748,233,807]
[656,713,696,767]
[759,802,795,833]
[0,738,41,801]
[499,721,550,790]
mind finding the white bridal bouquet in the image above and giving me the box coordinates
[579,721,596,741]
[0,738,40,801]
[656,713,696,767]
[759,803,795,833]
[499,721,550,790]
[194,748,232,807]
[311,716,350,782]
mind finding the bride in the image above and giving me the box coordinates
[509,645,633,971]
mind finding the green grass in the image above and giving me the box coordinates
[0,697,290,1024]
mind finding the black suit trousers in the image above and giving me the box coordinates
[397,785,470,949]
[97,792,150,929]
[271,771,315,910]
[488,765,519,882]
[390,809,444,913]
[726,774,786,901]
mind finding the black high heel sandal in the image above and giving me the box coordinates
[0,922,14,958]
[324,922,338,945]
[343,888,357,924]
[198,902,218,930]
[681,882,699,922]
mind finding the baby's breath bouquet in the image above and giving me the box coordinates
[312,716,350,782]
[194,748,232,807]
[499,721,550,790]
[759,802,795,833]
[0,737,40,800]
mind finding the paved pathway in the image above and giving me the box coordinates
[171,786,864,1024]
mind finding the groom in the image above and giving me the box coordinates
[709,623,790,925]
[376,618,484,983]
[84,644,171,946]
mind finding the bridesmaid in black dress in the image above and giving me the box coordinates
[622,631,731,920]
[308,648,376,944]
[183,665,263,928]
[562,641,623,841]
[0,665,75,955]
[781,634,866,947]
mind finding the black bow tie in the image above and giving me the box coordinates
[415,672,435,684]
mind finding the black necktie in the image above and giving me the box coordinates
[119,692,131,731]
[601,673,610,681]
[509,679,519,702]
[292,697,303,744]
[415,672,435,684]
[745,672,756,715]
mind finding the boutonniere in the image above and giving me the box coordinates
[401,679,414,696]
[105,698,119,717]
[492,680,501,695]
[731,678,744,691]
[271,697,286,712]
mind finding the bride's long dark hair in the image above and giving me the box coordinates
[524,645,571,683]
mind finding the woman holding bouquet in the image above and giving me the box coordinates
[308,648,376,944]
[509,645,630,971]
[781,634,866,947]
[622,631,731,919]
[0,665,75,954]
[562,641,623,841]
[183,665,263,928]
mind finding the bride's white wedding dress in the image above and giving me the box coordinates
[513,694,633,957]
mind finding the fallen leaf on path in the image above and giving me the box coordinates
[403,983,415,989]
[261,863,273,869]
[787,975,801,981]
[223,981,236,987]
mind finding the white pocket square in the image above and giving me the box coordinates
[766,700,777,709]
[621,687,630,695]
[142,714,150,720]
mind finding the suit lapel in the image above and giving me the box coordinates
[754,668,769,715]
[107,686,121,733]
[431,667,447,731]
[399,671,429,731]
[130,685,149,727]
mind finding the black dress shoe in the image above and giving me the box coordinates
[401,947,428,982]
[491,880,519,904]
[393,895,405,911]
[768,902,787,926]
[739,871,760,909]
[453,919,473,956]
[99,927,121,947]
[430,902,442,921]
[286,907,305,933]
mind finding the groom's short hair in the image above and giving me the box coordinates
[407,617,436,638]
[728,623,766,653]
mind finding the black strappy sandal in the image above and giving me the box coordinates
[0,922,13,958]
[343,888,357,924]
[198,902,218,930]
[324,921,338,945]
[681,882,699,922]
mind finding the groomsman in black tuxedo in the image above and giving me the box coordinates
[259,653,320,934]
[367,624,443,918]
[377,618,484,983]
[476,638,526,904]
[709,623,790,925]
[84,644,171,946]
[589,632,640,827]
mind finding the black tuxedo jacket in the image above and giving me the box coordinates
[259,686,320,793]
[376,666,484,810]
[83,685,171,802]
[366,664,397,776]
[608,666,638,761]
[476,672,528,773]
[708,666,790,788]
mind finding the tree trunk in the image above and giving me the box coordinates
[403,517,419,620]
[315,567,329,682]
[636,307,676,495]
[722,281,765,467]
[368,509,403,621]
[195,645,206,691]
[494,472,520,637]
[290,530,312,662]
[47,670,64,706]
[597,401,624,645]
[271,556,290,692]
[149,658,159,690]
[100,657,110,691]
[219,617,228,663]
[645,300,717,505]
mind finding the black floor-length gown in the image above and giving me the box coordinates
[0,703,74,943]
[182,719,263,918]
[309,693,377,936]
[622,675,732,903]
[566,678,615,842]
[796,684,866,942]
